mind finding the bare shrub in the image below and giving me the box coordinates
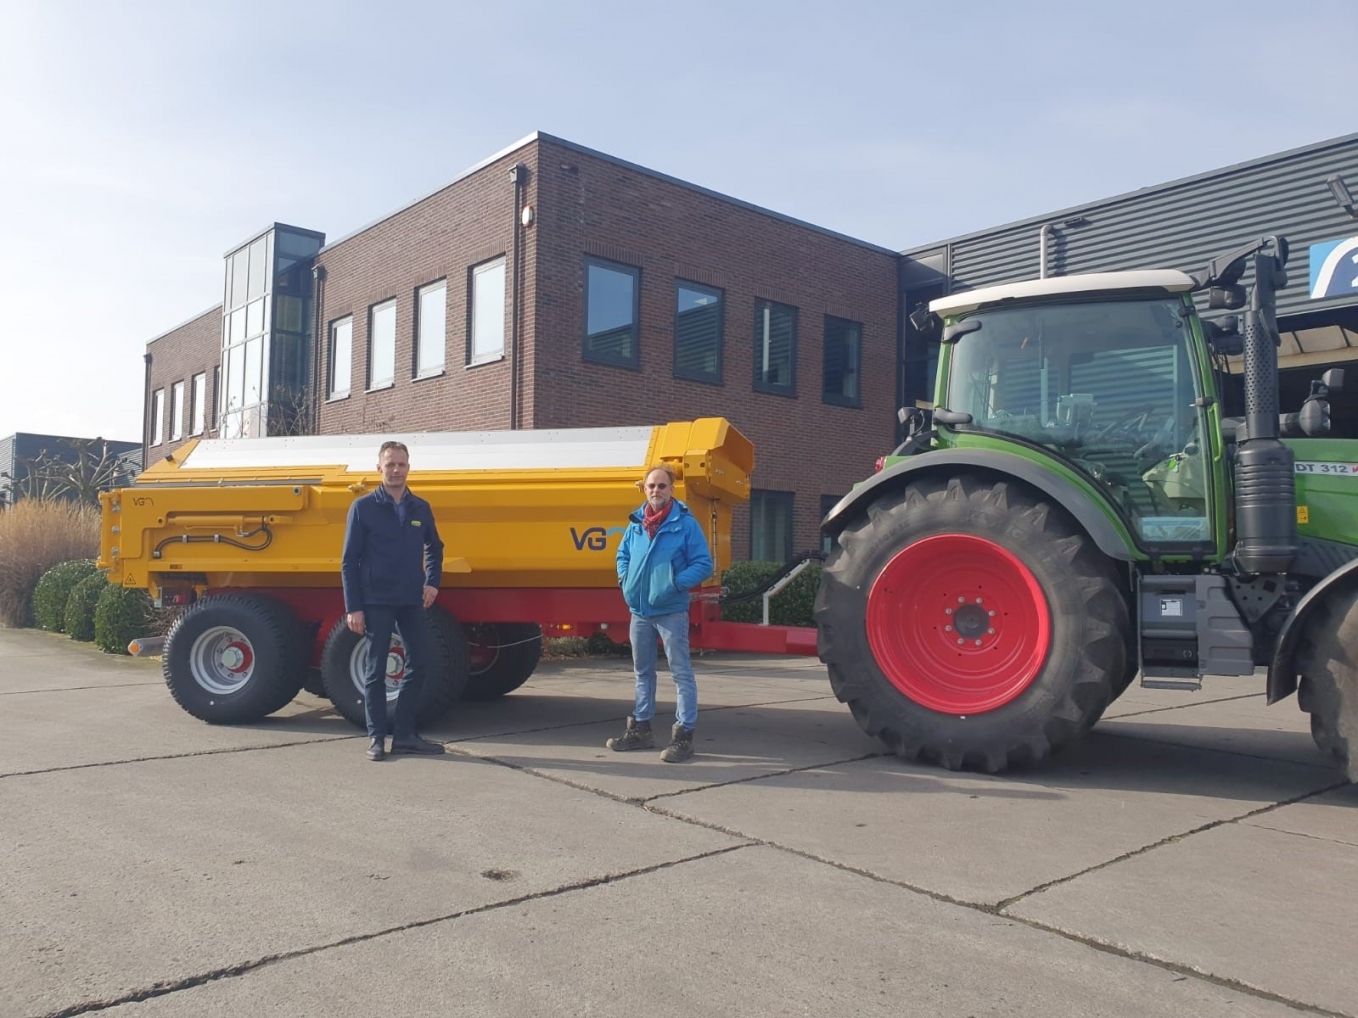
[0,501,101,627]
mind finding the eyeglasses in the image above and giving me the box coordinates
[645,483,670,491]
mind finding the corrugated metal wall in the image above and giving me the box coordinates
[907,133,1358,320]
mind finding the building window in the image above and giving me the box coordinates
[820,494,843,555]
[750,489,794,563]
[470,257,506,365]
[674,281,722,383]
[823,315,862,407]
[415,280,446,377]
[190,373,206,436]
[369,300,396,389]
[170,381,185,441]
[210,366,220,429]
[150,389,164,446]
[329,316,353,398]
[753,300,796,395]
[584,257,639,368]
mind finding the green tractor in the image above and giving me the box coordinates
[816,237,1358,778]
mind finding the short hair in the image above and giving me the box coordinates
[378,440,409,461]
[639,463,677,488]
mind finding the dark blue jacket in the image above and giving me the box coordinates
[341,486,444,612]
[616,499,713,618]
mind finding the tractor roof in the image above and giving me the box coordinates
[930,270,1196,317]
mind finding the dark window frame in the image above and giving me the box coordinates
[822,314,863,408]
[752,299,797,397]
[583,256,641,370]
[749,489,795,563]
[820,494,843,555]
[673,279,724,384]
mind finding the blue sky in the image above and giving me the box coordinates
[2,0,1355,441]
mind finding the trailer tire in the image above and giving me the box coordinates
[320,606,469,731]
[462,623,543,700]
[163,594,307,724]
[814,474,1127,773]
[1296,584,1358,781]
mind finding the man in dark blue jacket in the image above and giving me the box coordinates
[341,440,446,761]
[608,463,713,762]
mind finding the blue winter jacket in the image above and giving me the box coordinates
[616,499,714,618]
[341,486,444,611]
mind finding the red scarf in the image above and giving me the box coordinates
[642,500,672,539]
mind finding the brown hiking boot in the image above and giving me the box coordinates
[606,717,654,752]
[660,723,695,763]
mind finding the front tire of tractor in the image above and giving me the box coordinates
[814,474,1128,772]
[462,623,543,700]
[320,605,469,731]
[1296,584,1358,781]
[163,594,307,724]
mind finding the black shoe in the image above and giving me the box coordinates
[606,717,654,752]
[366,738,385,762]
[661,723,695,763]
[391,734,446,755]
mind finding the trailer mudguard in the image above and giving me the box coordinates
[1267,557,1358,704]
[820,448,1135,562]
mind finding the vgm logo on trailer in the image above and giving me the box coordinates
[1309,236,1358,299]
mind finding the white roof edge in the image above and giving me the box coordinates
[930,270,1196,316]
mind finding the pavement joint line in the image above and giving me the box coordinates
[1101,691,1265,719]
[641,752,886,802]
[0,681,165,696]
[1091,728,1336,770]
[32,843,754,1018]
[638,803,1356,1018]
[1234,820,1358,850]
[0,734,361,780]
[991,779,1351,913]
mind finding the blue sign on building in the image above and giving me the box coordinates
[1309,236,1358,299]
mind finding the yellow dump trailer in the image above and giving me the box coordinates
[99,418,809,728]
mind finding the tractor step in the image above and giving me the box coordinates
[1140,674,1203,691]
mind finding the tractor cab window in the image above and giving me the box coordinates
[944,297,1210,546]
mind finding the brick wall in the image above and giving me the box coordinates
[145,307,222,465]
[530,139,899,556]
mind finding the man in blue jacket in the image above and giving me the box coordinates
[341,440,446,761]
[608,463,713,762]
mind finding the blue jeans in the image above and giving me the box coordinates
[362,604,433,742]
[629,611,697,730]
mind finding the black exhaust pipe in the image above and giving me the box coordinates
[1233,236,1296,575]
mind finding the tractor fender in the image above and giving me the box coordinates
[821,449,1135,562]
[1267,557,1358,704]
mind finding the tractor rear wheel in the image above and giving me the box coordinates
[814,474,1128,772]
[1296,584,1358,781]
[462,623,543,700]
[163,594,307,724]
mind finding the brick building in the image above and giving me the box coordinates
[145,133,900,559]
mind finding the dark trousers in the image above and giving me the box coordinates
[362,603,434,741]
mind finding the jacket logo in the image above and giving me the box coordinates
[411,520,422,527]
[570,526,625,551]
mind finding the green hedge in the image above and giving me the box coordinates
[719,560,821,628]
[32,559,98,632]
[94,583,152,655]
[64,571,109,642]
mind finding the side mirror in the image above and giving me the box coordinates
[1321,367,1345,393]
[1296,399,1331,437]
[1208,285,1247,309]
[1204,316,1242,356]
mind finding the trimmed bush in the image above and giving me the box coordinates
[719,560,821,628]
[32,559,98,632]
[0,499,101,627]
[94,583,153,656]
[65,571,110,642]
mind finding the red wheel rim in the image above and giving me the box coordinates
[866,533,1050,713]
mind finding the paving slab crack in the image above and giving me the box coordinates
[33,843,753,1018]
[1101,691,1264,719]
[1090,728,1335,769]
[0,682,164,696]
[0,735,359,780]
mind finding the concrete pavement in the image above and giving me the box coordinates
[2,627,1354,1017]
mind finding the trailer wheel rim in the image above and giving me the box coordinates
[347,630,408,704]
[867,533,1050,713]
[465,625,501,676]
[188,626,256,696]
